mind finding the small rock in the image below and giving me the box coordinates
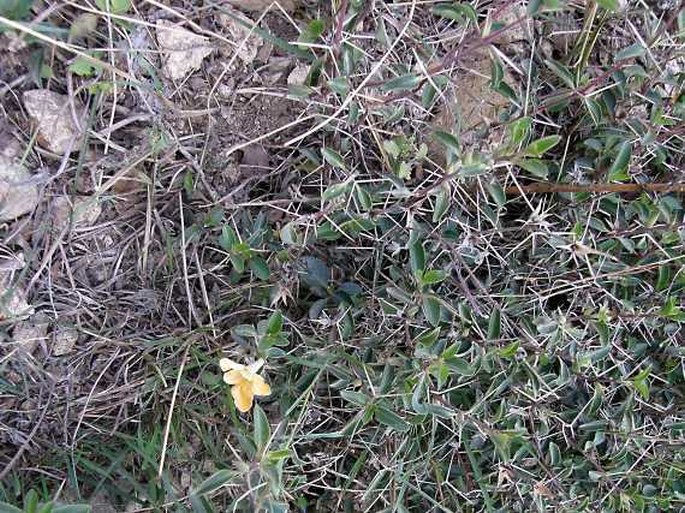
[6,31,28,53]
[260,57,292,85]
[0,120,22,158]
[69,13,98,41]
[287,64,309,86]
[52,195,101,230]
[0,253,32,321]
[23,90,84,154]
[12,314,49,355]
[88,493,120,513]
[111,168,148,194]
[240,144,270,173]
[53,326,78,356]
[225,0,296,13]
[490,1,529,46]
[0,252,25,273]
[256,31,273,62]
[218,8,263,66]
[180,468,191,490]
[156,20,213,81]
[0,282,32,321]
[0,155,39,222]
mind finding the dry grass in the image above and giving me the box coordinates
[1,0,685,512]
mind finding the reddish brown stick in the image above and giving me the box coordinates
[505,182,685,195]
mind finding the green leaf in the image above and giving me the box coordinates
[219,225,238,250]
[432,186,450,223]
[486,180,506,207]
[607,141,632,182]
[37,503,54,513]
[375,17,389,46]
[387,286,413,305]
[422,295,442,326]
[375,406,410,432]
[279,222,299,245]
[578,345,612,366]
[0,0,33,20]
[266,448,291,464]
[322,182,350,202]
[383,139,401,159]
[298,19,324,44]
[595,0,618,11]
[633,377,649,400]
[419,269,446,286]
[499,341,519,359]
[416,326,441,347]
[588,470,603,482]
[94,0,131,14]
[508,117,531,146]
[396,161,412,181]
[253,404,271,453]
[527,0,542,15]
[383,74,421,92]
[411,376,428,414]
[549,441,561,466]
[633,366,651,382]
[25,490,39,513]
[69,56,101,77]
[433,131,460,156]
[263,501,289,513]
[517,158,549,178]
[340,390,370,407]
[328,77,349,96]
[232,324,258,339]
[0,502,22,513]
[266,310,283,335]
[615,43,645,61]
[355,186,372,211]
[191,469,234,496]
[321,148,346,170]
[488,309,501,340]
[432,3,477,25]
[443,356,474,375]
[422,403,453,418]
[302,257,330,289]
[230,254,246,274]
[661,297,685,321]
[249,256,270,280]
[52,507,91,513]
[422,82,438,109]
[183,170,195,194]
[545,59,576,89]
[655,266,671,291]
[459,160,489,177]
[409,241,426,275]
[524,135,561,157]
[490,57,504,89]
[188,494,211,513]
[584,97,603,125]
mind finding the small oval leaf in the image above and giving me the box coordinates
[524,135,562,157]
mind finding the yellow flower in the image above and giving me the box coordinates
[219,358,271,413]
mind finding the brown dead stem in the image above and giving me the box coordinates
[505,181,685,195]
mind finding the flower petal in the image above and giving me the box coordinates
[251,374,271,397]
[223,369,244,385]
[247,359,265,374]
[232,383,254,413]
[219,358,242,372]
